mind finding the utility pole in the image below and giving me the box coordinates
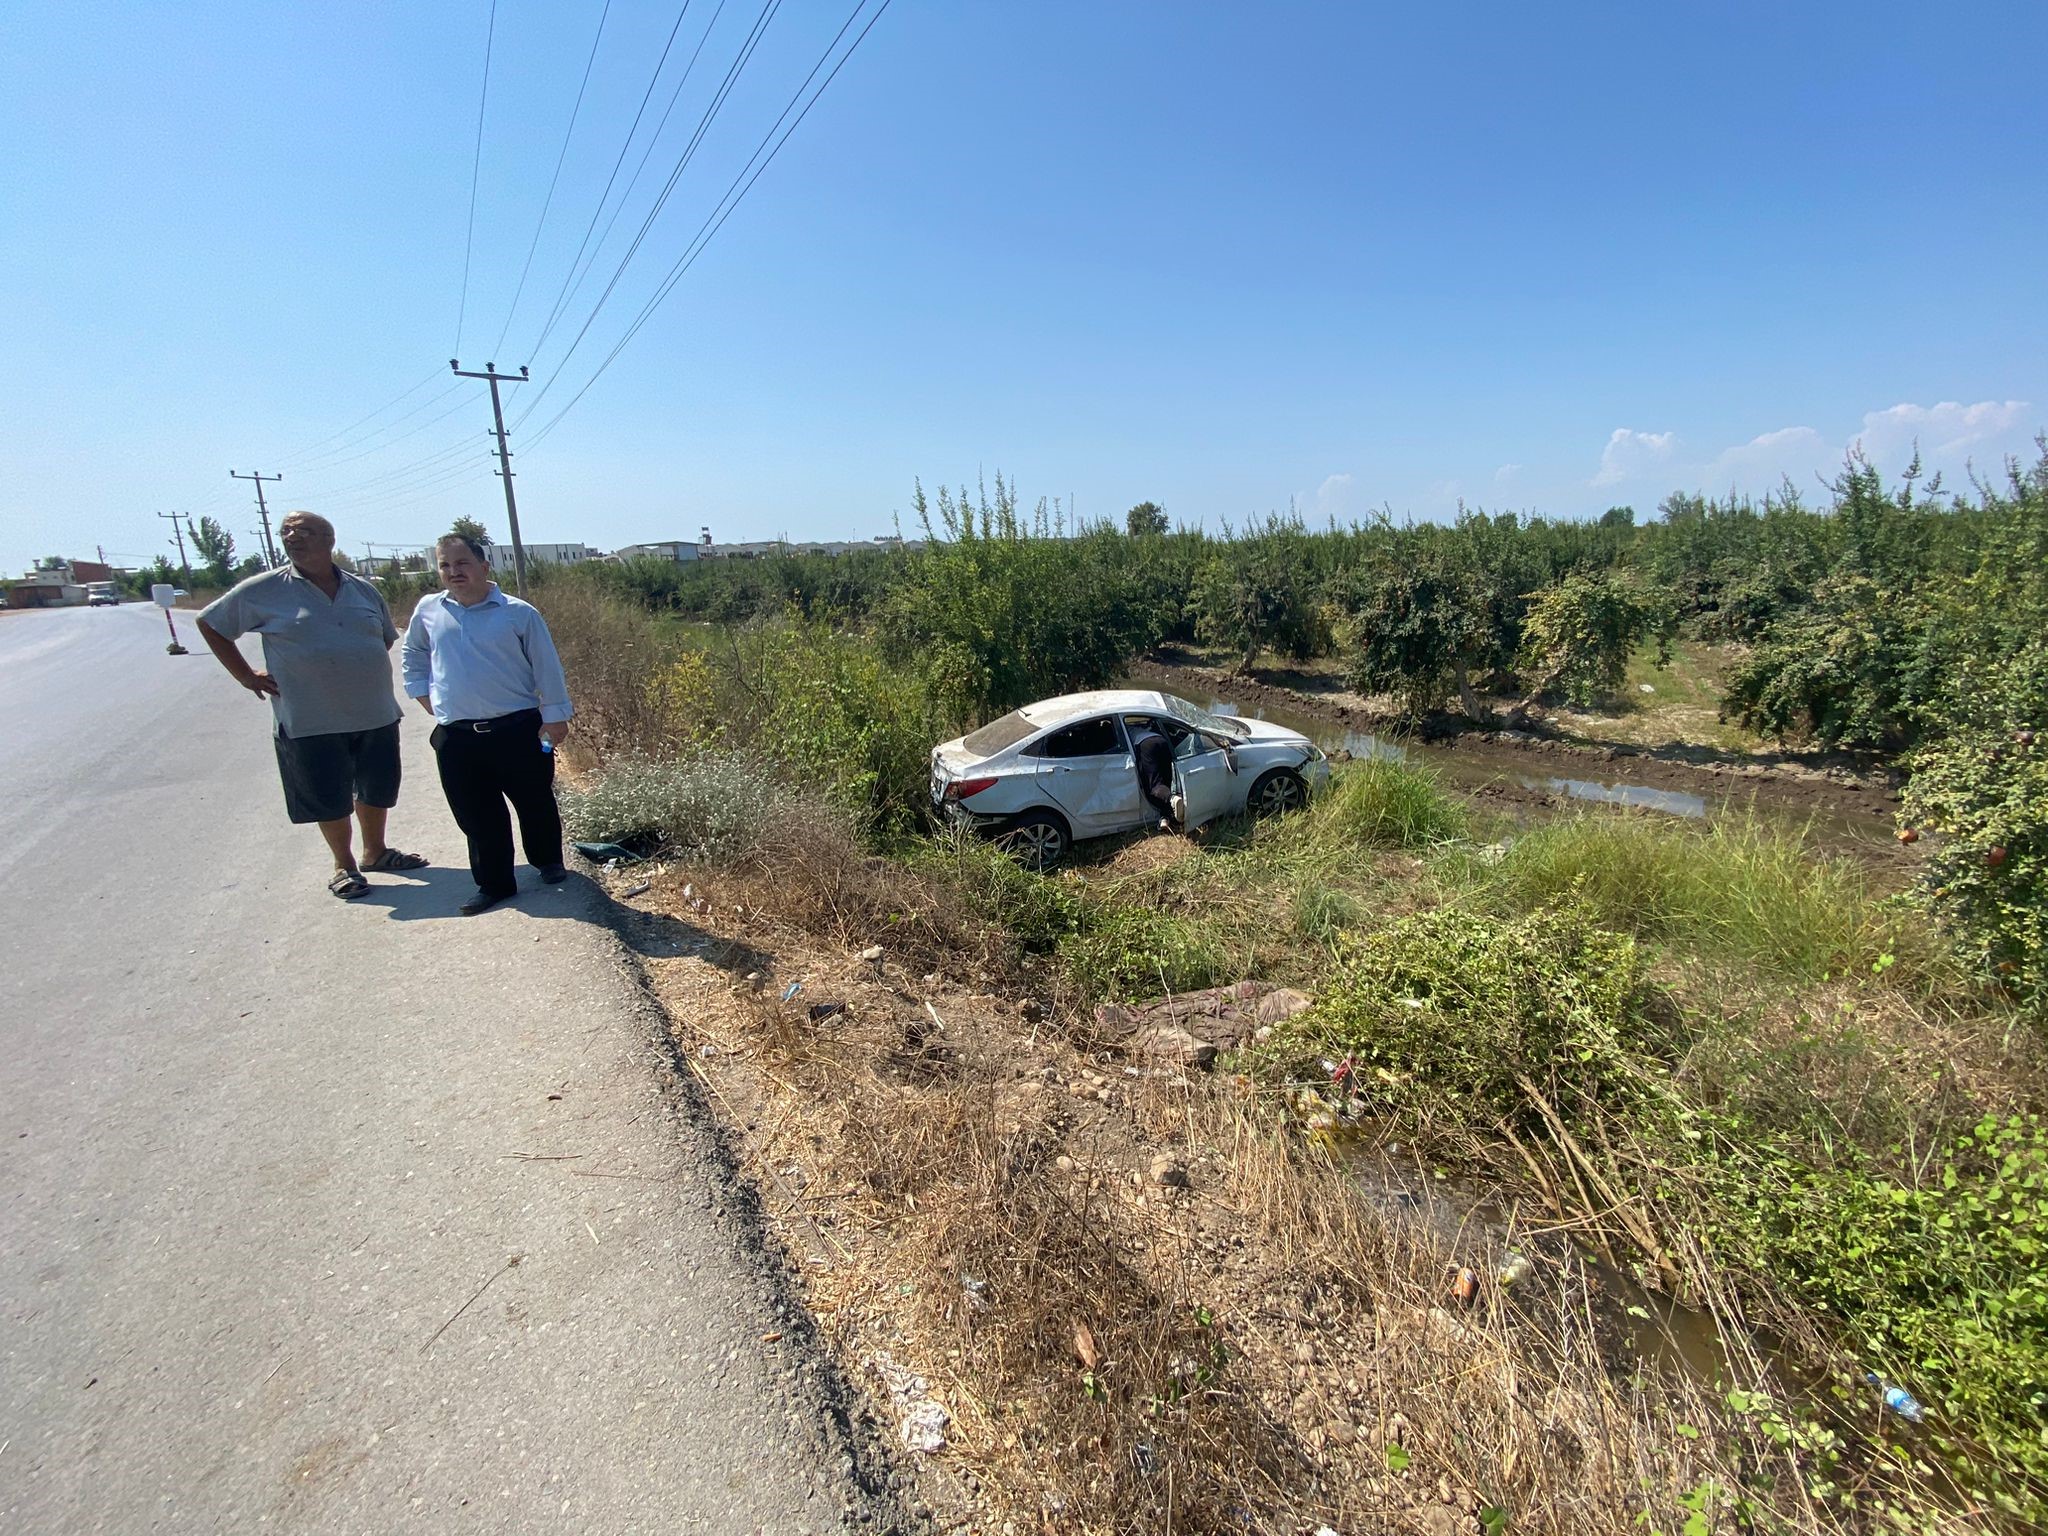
[155,510,192,586]
[450,360,530,595]
[230,470,283,566]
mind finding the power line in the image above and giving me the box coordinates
[280,380,466,472]
[297,434,488,501]
[491,0,614,358]
[454,0,500,355]
[528,0,893,450]
[512,0,775,429]
[290,395,477,475]
[515,0,737,393]
[273,365,446,464]
[525,1,699,362]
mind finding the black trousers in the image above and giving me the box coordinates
[431,711,563,897]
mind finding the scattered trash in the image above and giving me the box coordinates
[1448,1267,1481,1306]
[1072,1320,1100,1370]
[807,1001,847,1023]
[1148,1154,1190,1188]
[1497,1251,1532,1287]
[744,971,766,994]
[682,882,696,899]
[962,1275,989,1311]
[1867,1373,1926,1423]
[781,982,802,1003]
[859,944,884,964]
[1132,1440,1158,1477]
[867,1351,950,1454]
[571,840,643,865]
[1639,683,1656,694]
[697,1043,719,1059]
[619,880,651,899]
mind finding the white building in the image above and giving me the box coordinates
[615,540,703,562]
[486,542,592,572]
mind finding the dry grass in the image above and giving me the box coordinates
[618,825,1955,1536]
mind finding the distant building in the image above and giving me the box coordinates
[486,542,591,572]
[3,557,105,608]
[615,540,703,563]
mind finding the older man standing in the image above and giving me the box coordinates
[402,533,574,916]
[196,511,430,898]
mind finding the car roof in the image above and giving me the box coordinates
[1017,689,1176,728]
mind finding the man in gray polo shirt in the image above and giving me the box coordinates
[197,511,429,899]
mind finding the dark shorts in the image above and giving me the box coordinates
[274,721,402,824]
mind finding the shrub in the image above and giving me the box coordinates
[1266,905,1662,1126]
[1902,656,2048,1011]
[1517,570,1668,706]
[559,753,777,860]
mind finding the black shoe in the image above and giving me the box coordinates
[539,863,568,884]
[459,888,515,916]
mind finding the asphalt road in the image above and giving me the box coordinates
[0,604,865,1533]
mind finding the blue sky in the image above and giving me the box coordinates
[4,1,2045,573]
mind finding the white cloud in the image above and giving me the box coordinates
[1308,472,1356,520]
[1591,428,1676,487]
[1494,463,1522,484]
[1852,400,2032,470]
[1704,425,1831,490]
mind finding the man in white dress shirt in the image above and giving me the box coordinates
[402,533,575,915]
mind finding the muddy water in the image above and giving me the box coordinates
[1117,671,1899,851]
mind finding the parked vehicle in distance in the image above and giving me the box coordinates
[931,688,1329,869]
[86,582,122,606]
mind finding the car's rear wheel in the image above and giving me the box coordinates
[995,809,1070,871]
[1249,767,1308,818]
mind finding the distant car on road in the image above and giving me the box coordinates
[931,688,1329,869]
[86,582,122,606]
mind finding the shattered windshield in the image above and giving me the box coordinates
[1160,693,1248,739]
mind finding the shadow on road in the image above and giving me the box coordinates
[351,870,772,976]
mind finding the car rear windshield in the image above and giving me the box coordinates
[961,711,1036,755]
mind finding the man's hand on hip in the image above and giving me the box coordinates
[243,671,281,699]
[542,721,569,747]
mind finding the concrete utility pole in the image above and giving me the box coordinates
[155,510,192,586]
[230,471,283,566]
[449,360,530,595]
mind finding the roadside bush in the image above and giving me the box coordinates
[1266,905,1664,1128]
[559,752,777,860]
[1188,516,1329,671]
[531,580,678,762]
[1336,560,1493,718]
[1708,1112,2048,1526]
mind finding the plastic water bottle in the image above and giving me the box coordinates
[540,735,554,755]
[1866,1372,1925,1422]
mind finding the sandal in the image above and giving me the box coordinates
[362,849,429,873]
[328,868,370,899]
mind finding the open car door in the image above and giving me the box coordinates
[1173,734,1240,830]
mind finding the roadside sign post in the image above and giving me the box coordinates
[153,584,188,654]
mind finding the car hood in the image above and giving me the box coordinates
[1225,715,1314,748]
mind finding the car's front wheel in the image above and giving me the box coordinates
[1249,767,1308,818]
[994,809,1070,872]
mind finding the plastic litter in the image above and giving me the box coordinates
[1867,1373,1925,1423]
[1497,1252,1532,1287]
[808,1001,847,1023]
[780,982,802,1003]
[619,881,651,899]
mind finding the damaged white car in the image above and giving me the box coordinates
[930,688,1329,869]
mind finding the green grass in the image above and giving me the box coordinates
[1456,810,1929,985]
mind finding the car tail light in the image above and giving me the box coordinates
[945,776,998,801]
